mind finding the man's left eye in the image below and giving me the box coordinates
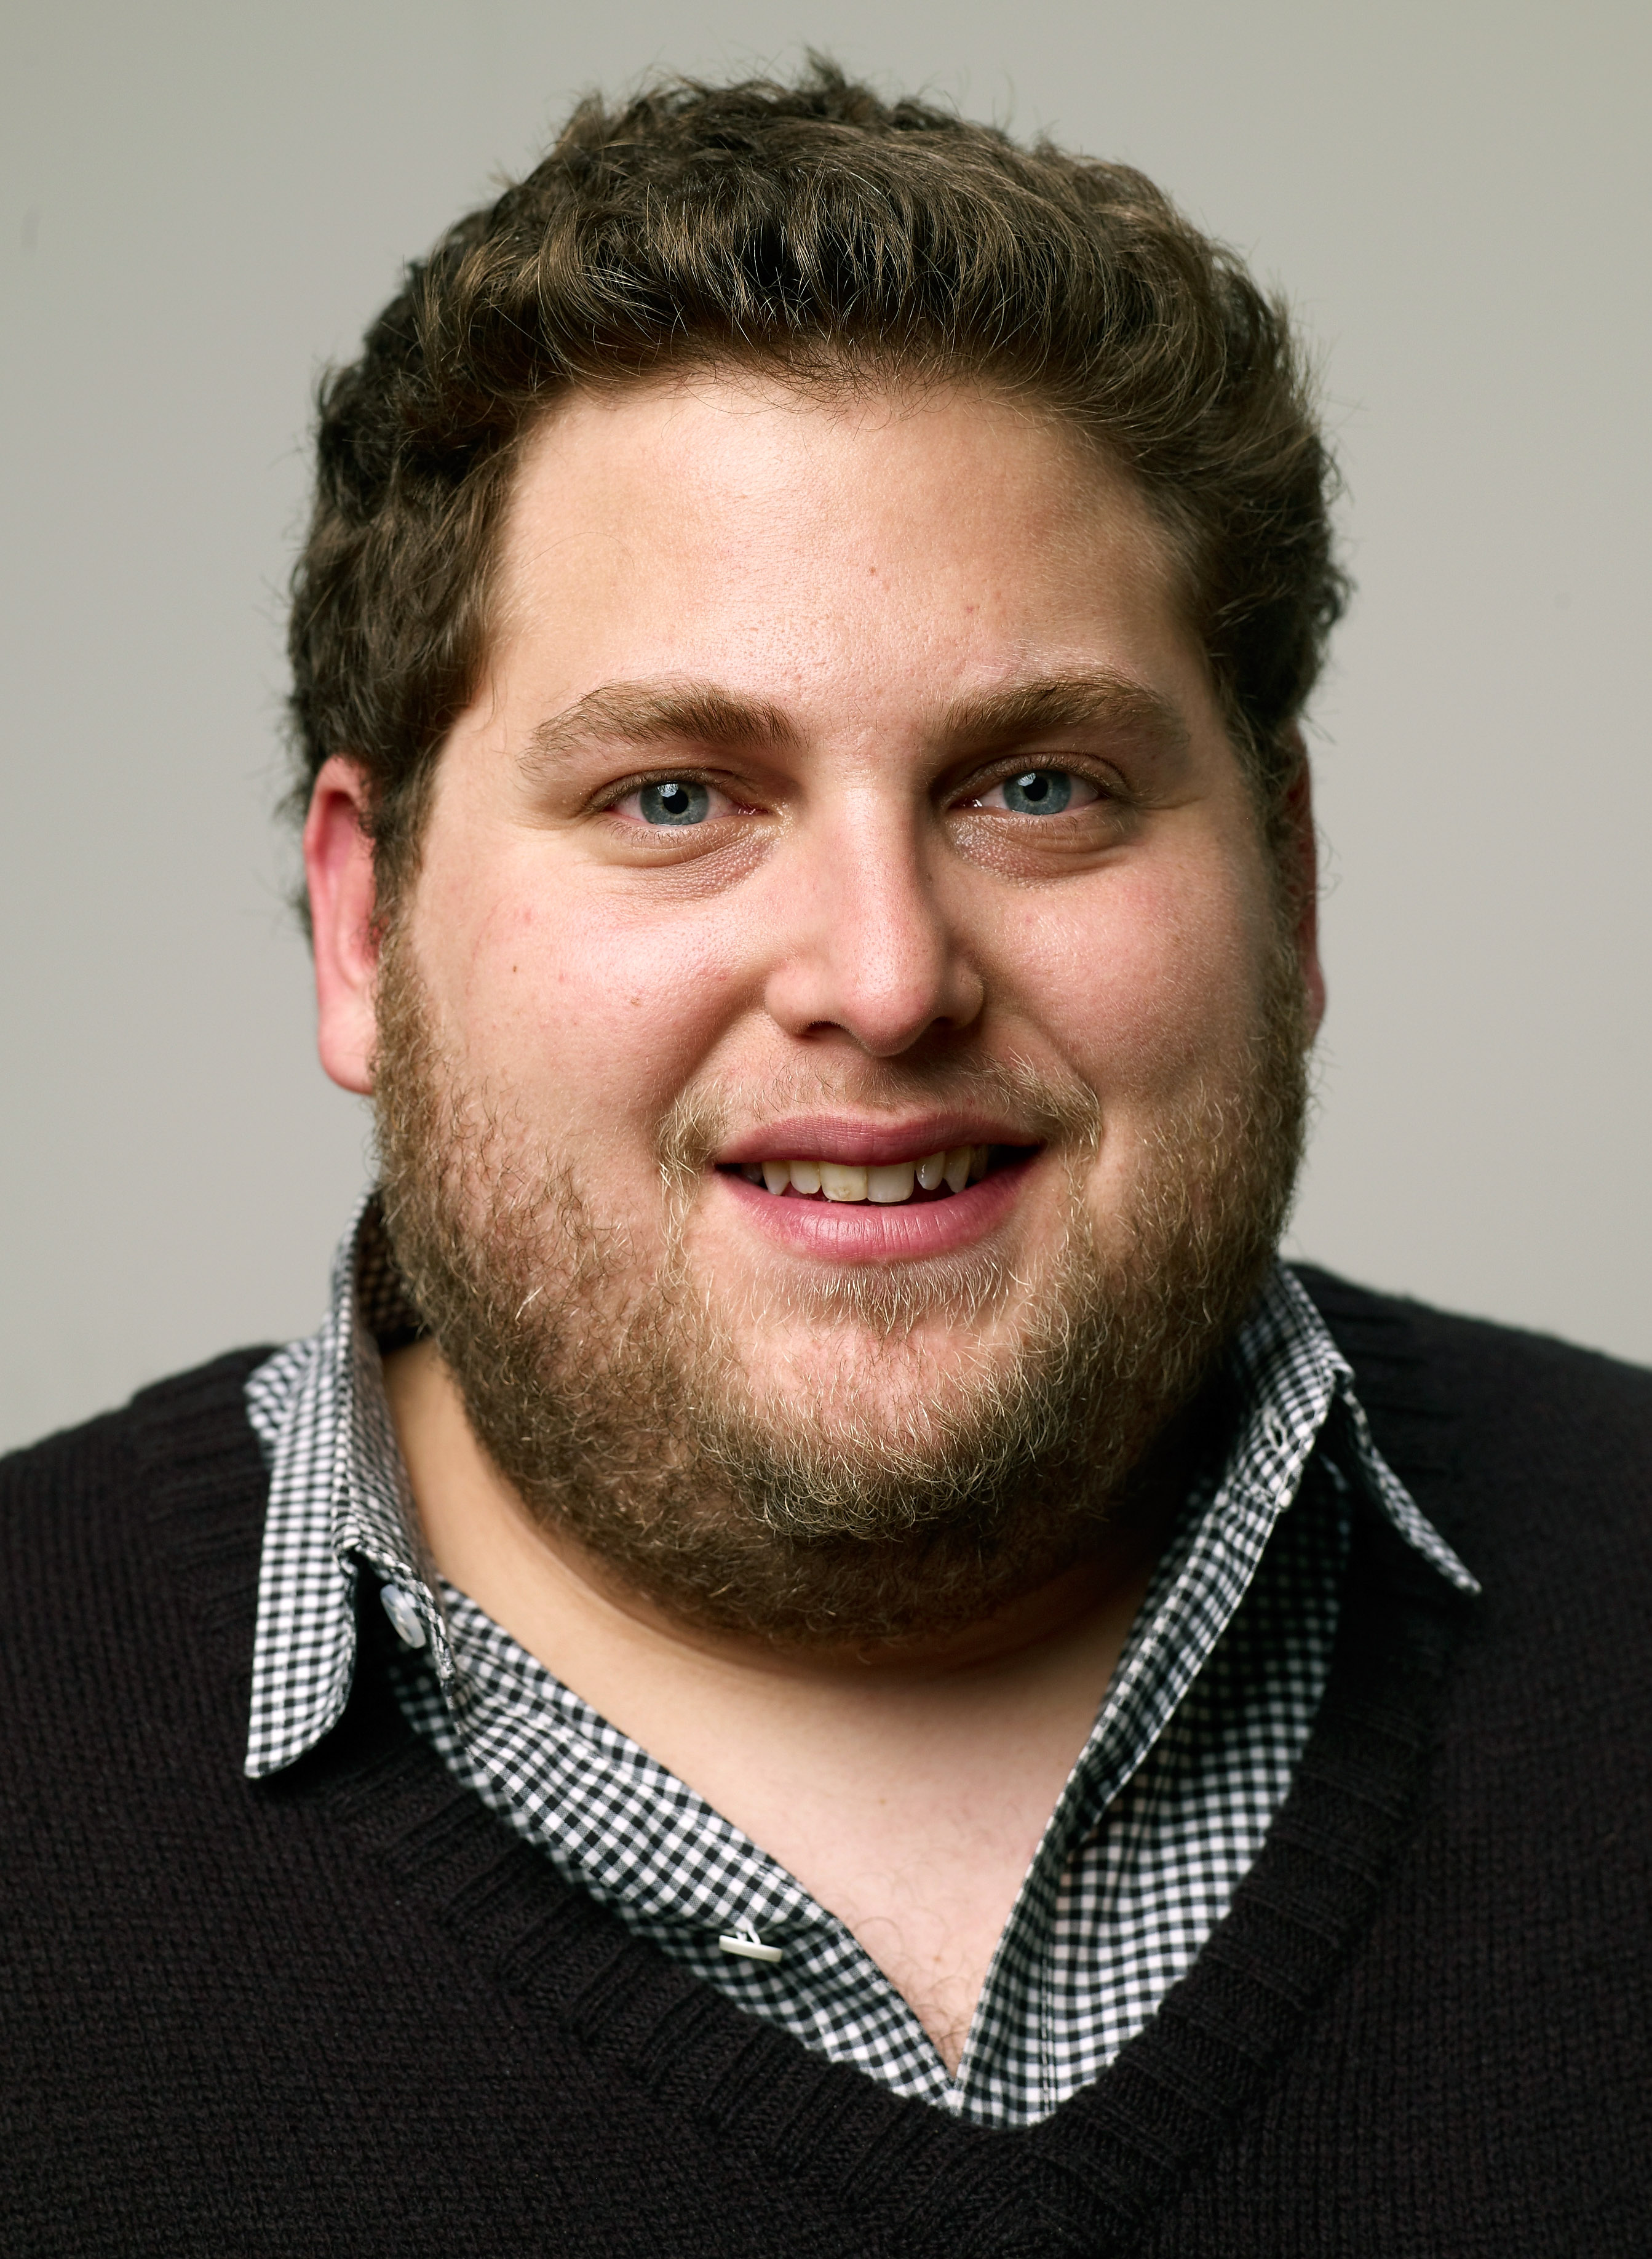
[977,769,1098,815]
[618,778,720,826]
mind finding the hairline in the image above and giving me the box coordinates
[361,353,1298,936]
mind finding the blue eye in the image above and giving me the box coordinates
[999,769,1073,815]
[638,779,710,826]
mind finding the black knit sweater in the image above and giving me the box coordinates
[4,1271,1650,2257]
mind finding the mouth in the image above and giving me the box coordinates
[717,1142,1036,1206]
[709,1114,1046,1258]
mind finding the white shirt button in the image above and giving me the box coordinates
[380,1582,426,1648]
[718,1921,784,1964]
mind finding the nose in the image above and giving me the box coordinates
[760,795,985,1056]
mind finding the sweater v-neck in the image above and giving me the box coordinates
[140,1277,1472,2257]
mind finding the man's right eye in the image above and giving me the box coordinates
[632,779,712,826]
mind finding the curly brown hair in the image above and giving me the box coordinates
[287,59,1346,915]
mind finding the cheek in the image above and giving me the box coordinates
[424,862,744,1154]
[1007,855,1270,1101]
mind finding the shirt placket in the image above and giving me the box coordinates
[948,1320,1344,2122]
[413,1587,961,2105]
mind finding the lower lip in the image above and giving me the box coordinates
[715,1158,1035,1262]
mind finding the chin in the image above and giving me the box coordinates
[732,1290,1031,1382]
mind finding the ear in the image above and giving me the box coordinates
[1279,733,1327,1040]
[303,755,381,1096]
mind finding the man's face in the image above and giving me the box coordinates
[344,373,1319,1640]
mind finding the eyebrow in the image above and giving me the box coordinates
[935,671,1190,758]
[523,682,801,777]
[521,666,1188,778]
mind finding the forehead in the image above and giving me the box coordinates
[486,373,1210,735]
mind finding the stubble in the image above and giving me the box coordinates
[372,926,1309,1647]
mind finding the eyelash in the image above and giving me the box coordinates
[598,760,1121,821]
[964,767,1108,811]
[602,770,741,814]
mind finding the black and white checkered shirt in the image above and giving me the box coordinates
[244,1195,1475,2129]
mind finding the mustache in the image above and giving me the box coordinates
[654,1051,1103,1188]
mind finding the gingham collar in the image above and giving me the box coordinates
[1225,1256,1475,1595]
[243,1196,1474,1781]
[244,1193,452,1777]
[996,1257,1477,1903]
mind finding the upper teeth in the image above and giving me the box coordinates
[739,1146,990,1202]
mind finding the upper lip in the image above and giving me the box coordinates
[716,1114,1041,1168]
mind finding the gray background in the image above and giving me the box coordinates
[4,0,1647,1455]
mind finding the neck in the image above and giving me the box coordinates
[381,1334,1193,2071]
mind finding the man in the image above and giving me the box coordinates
[4,62,1648,2257]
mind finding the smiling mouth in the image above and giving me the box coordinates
[720,1144,1038,1206]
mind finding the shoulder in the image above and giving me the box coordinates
[1,1344,277,1479]
[1291,1263,1652,1448]
[0,1347,276,1584]
[1,1349,277,1815]
[1290,1262,1652,1618]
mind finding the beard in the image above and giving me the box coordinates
[371,930,1311,1649]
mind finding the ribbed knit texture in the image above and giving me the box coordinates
[4,1270,1649,2255]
